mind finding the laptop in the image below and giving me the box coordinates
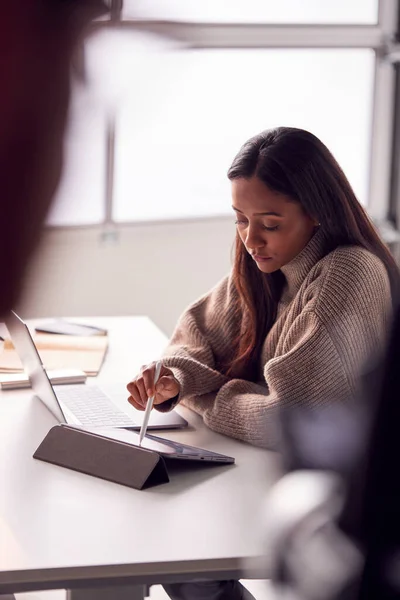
[5,311,188,431]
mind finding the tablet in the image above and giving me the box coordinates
[82,427,235,464]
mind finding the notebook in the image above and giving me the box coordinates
[0,333,108,376]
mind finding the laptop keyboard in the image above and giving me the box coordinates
[54,385,135,427]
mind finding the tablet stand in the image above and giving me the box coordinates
[33,424,169,490]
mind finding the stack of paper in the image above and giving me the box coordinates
[0,334,108,376]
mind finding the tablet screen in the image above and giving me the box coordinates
[80,426,233,460]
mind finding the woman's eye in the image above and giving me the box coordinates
[234,220,247,226]
[264,225,279,231]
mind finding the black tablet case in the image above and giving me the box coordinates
[34,424,169,490]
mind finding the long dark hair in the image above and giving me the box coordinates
[226,126,400,380]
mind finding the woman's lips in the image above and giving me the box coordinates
[253,255,272,262]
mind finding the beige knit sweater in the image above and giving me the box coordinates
[158,230,392,449]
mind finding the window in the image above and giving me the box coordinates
[122,0,378,25]
[113,45,374,221]
[48,0,398,227]
[46,83,107,226]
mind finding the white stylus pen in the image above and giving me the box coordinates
[138,360,163,446]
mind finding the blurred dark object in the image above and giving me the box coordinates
[346,305,400,599]
[0,0,108,319]
[266,307,400,600]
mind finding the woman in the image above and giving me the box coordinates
[127,127,398,600]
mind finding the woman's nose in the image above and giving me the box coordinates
[246,227,265,252]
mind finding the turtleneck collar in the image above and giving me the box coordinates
[280,227,329,303]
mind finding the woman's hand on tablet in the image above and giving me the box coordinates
[126,362,180,410]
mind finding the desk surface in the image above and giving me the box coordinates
[0,317,281,594]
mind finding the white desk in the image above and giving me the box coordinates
[0,317,282,599]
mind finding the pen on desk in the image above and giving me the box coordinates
[138,360,163,446]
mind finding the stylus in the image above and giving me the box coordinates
[138,360,163,446]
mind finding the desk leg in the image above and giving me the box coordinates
[67,584,147,600]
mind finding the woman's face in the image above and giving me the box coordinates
[231,176,318,274]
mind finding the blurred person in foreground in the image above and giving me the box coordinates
[0,0,107,320]
[1,4,106,600]
[127,126,400,600]
[265,304,400,600]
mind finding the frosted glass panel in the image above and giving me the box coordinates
[113,48,374,222]
[123,0,378,24]
[47,85,107,226]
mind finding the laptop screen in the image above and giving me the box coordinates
[6,311,66,423]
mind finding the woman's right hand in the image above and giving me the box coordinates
[126,362,180,411]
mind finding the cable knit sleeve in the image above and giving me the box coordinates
[157,246,392,450]
[185,314,351,449]
[180,249,392,449]
[157,275,238,404]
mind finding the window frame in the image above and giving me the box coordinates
[49,0,400,229]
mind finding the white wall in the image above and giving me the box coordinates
[18,218,234,337]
